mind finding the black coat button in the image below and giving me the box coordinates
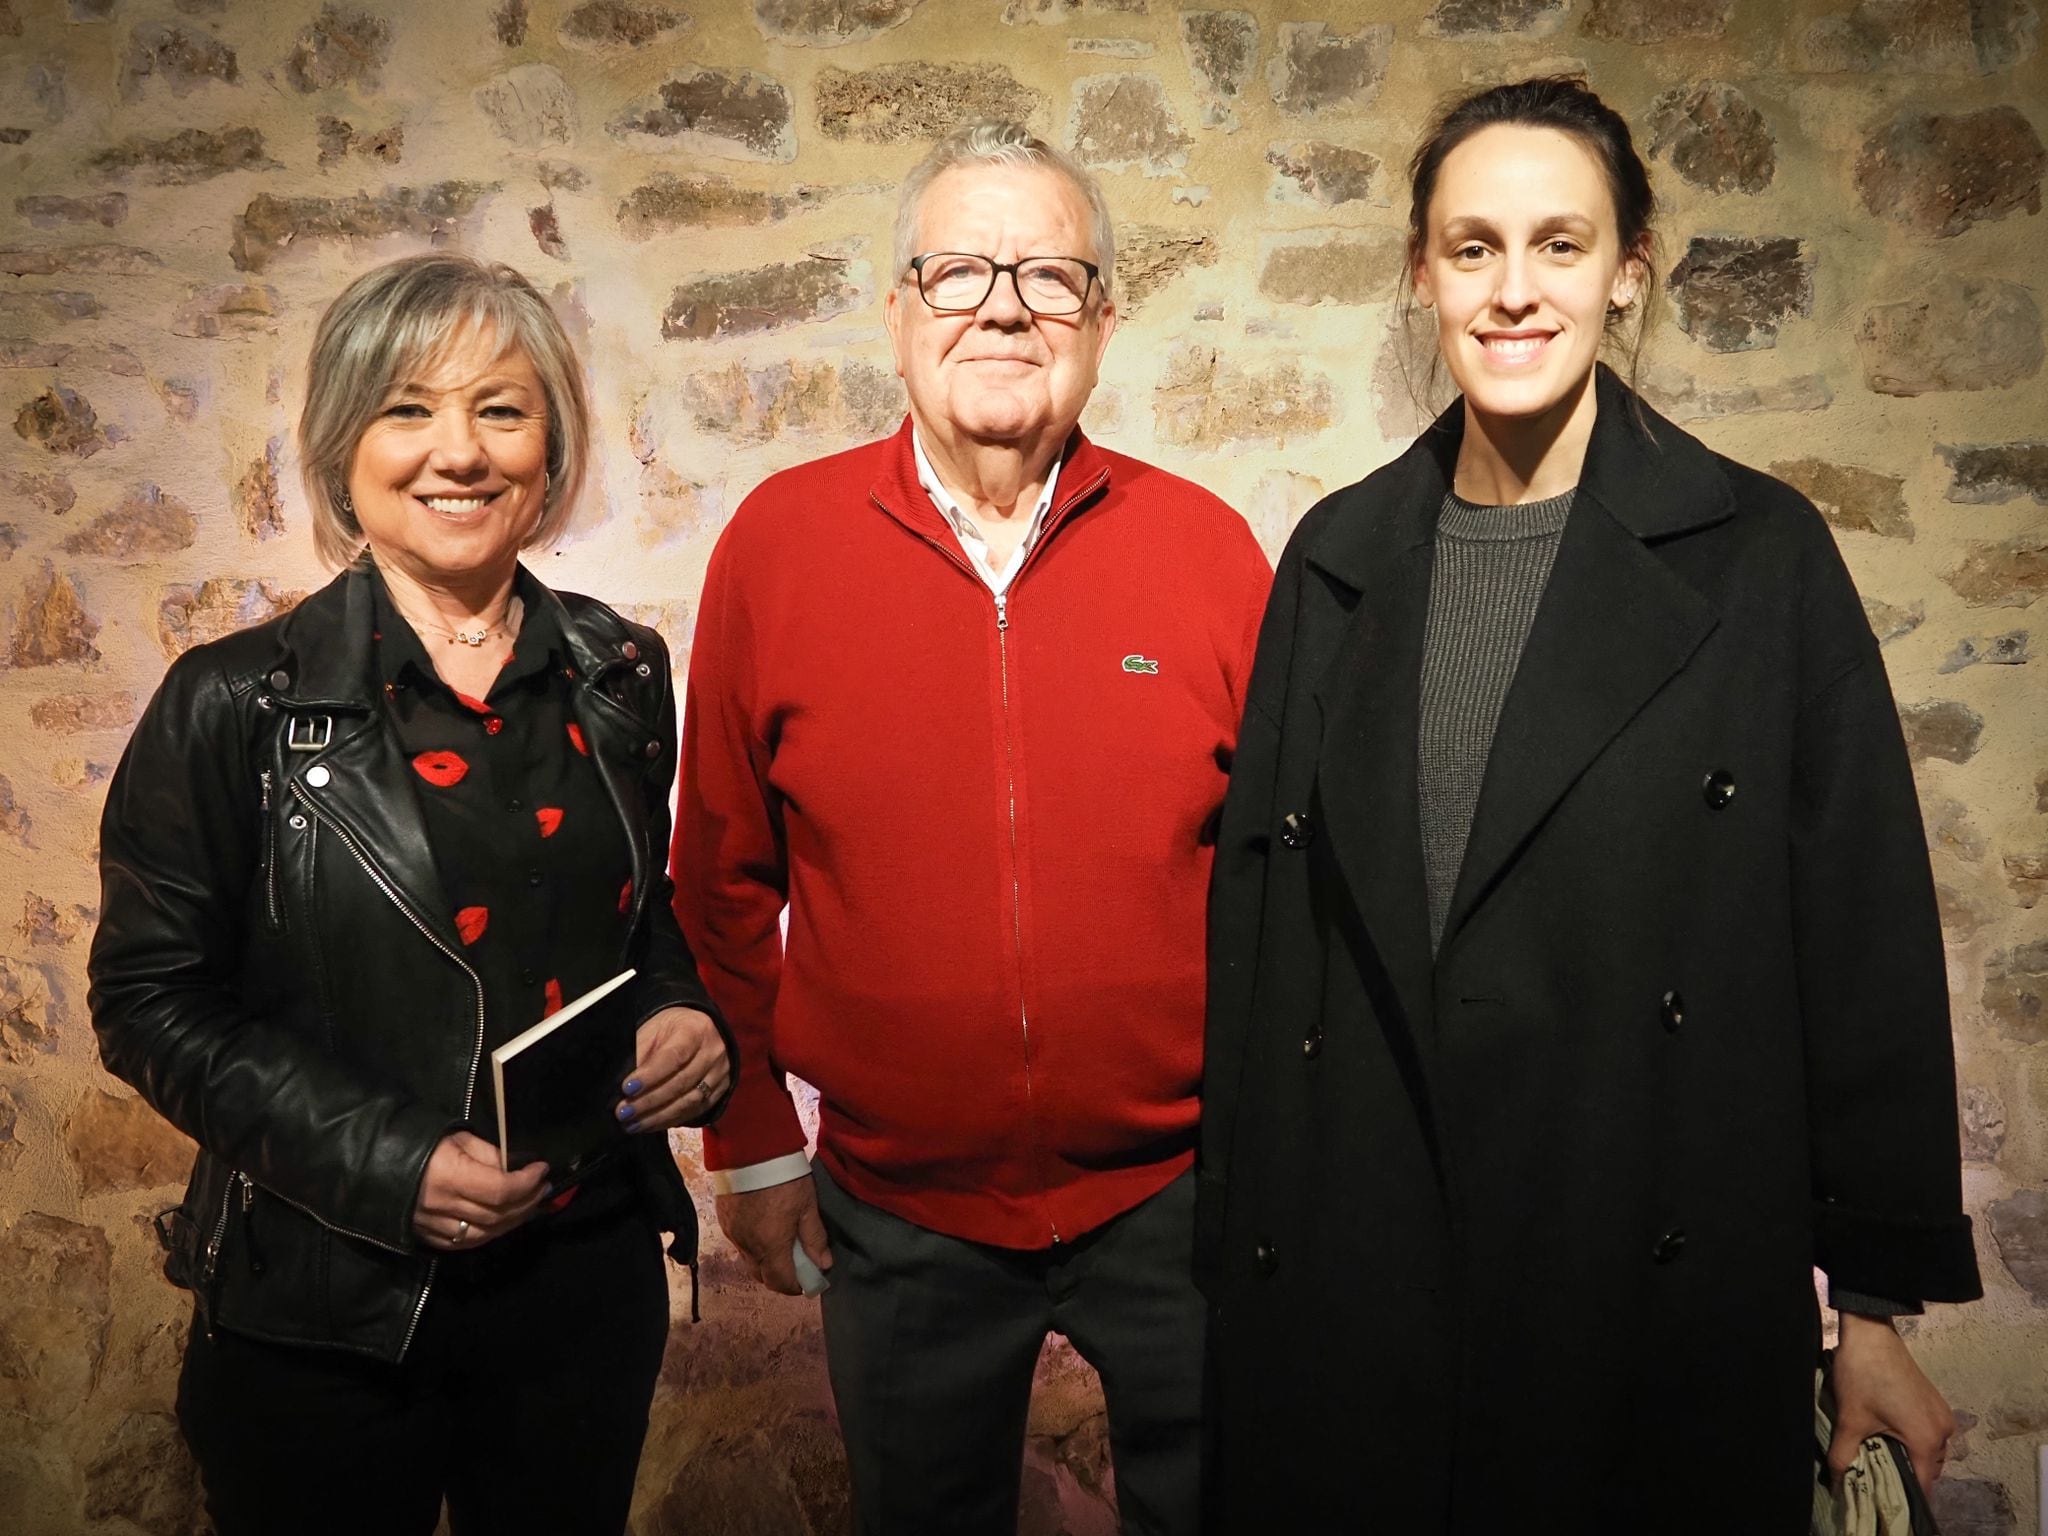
[1254,1239,1278,1274]
[1652,1228,1687,1264]
[1280,812,1314,849]
[644,740,661,760]
[1702,770,1736,809]
[622,640,639,662]
[268,669,290,690]
[1302,1028,1323,1060]
[1660,990,1685,1032]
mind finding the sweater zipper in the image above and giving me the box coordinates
[994,591,1059,1245]
[288,780,487,1360]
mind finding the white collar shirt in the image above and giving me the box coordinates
[912,429,1062,598]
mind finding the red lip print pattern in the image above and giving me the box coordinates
[455,906,489,945]
[618,879,633,915]
[453,691,492,716]
[543,978,563,1017]
[535,807,564,838]
[412,750,469,787]
[566,722,589,756]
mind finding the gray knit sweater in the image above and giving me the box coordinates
[1417,487,1575,952]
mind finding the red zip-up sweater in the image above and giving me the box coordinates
[675,421,1271,1247]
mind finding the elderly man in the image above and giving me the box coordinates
[674,121,1270,1535]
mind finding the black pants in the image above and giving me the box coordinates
[814,1163,1205,1536]
[176,1209,669,1536]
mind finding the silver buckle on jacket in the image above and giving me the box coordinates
[287,715,333,752]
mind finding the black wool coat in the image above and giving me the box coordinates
[1195,369,1980,1534]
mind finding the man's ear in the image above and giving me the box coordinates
[883,284,907,379]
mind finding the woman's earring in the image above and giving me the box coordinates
[337,489,354,516]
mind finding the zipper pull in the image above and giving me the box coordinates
[259,768,272,811]
[239,1173,265,1274]
[995,593,1009,632]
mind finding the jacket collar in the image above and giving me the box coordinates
[1305,364,1735,594]
[867,415,1115,551]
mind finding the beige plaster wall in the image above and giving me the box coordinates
[0,0,2042,1530]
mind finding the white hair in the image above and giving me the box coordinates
[893,120,1117,299]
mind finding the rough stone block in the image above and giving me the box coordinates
[1855,106,2044,237]
[1266,141,1379,206]
[1859,278,2044,394]
[0,0,17,34]
[683,358,903,441]
[14,386,115,458]
[1645,82,1775,194]
[636,467,727,549]
[1003,0,1149,21]
[0,292,103,326]
[0,774,28,842]
[61,484,197,559]
[90,126,278,184]
[1244,469,1325,557]
[1929,1476,2018,1536]
[1939,630,2029,671]
[559,1,691,48]
[754,0,922,45]
[609,68,795,162]
[285,4,392,93]
[1986,1186,2048,1298]
[0,338,142,375]
[529,203,566,259]
[82,1413,203,1534]
[661,252,870,340]
[19,891,92,948]
[0,470,77,518]
[66,1089,193,1195]
[119,22,238,98]
[1181,11,1259,129]
[1983,938,2048,1044]
[616,175,830,237]
[1115,225,1220,315]
[1924,794,1986,860]
[16,193,127,228]
[0,956,54,1060]
[0,1210,112,1418]
[236,441,285,541]
[172,281,280,339]
[317,115,404,167]
[494,0,529,44]
[231,181,499,272]
[1957,1085,2006,1163]
[817,63,1045,143]
[1071,37,1154,55]
[29,692,136,733]
[7,562,101,667]
[1258,229,1402,305]
[1768,458,1911,537]
[1667,235,1814,352]
[475,64,576,148]
[1944,535,2047,607]
[1269,22,1392,117]
[157,578,303,658]
[2007,847,2048,907]
[1154,341,1336,448]
[1581,0,1734,40]
[1941,441,2048,503]
[0,1084,17,1175]
[1422,0,1568,36]
[1802,0,2040,75]
[1069,73,1191,176]
[1,243,163,275]
[1897,699,1983,763]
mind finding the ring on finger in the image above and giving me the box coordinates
[455,1218,470,1244]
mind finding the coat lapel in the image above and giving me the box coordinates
[1305,423,1455,1036]
[1438,370,1733,954]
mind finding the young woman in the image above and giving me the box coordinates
[1195,78,1979,1532]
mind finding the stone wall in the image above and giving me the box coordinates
[1,0,2042,1530]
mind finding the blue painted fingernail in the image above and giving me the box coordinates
[624,1078,643,1097]
[617,1102,636,1122]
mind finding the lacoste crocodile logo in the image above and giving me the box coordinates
[1121,655,1159,675]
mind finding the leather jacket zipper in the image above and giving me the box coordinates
[994,592,1059,1245]
[259,770,282,932]
[200,1168,235,1339]
[288,780,487,1359]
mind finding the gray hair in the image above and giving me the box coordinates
[893,121,1118,301]
[298,253,591,569]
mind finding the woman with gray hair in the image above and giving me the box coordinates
[89,253,733,1535]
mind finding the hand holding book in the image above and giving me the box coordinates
[613,1005,731,1133]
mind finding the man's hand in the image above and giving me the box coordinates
[715,1177,834,1296]
[1829,1311,1955,1500]
[616,1007,731,1133]
[412,1131,550,1250]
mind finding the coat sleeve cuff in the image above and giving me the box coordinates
[1813,1201,1982,1304]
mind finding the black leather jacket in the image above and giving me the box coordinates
[89,563,728,1363]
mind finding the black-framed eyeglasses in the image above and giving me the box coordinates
[908,253,1100,317]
